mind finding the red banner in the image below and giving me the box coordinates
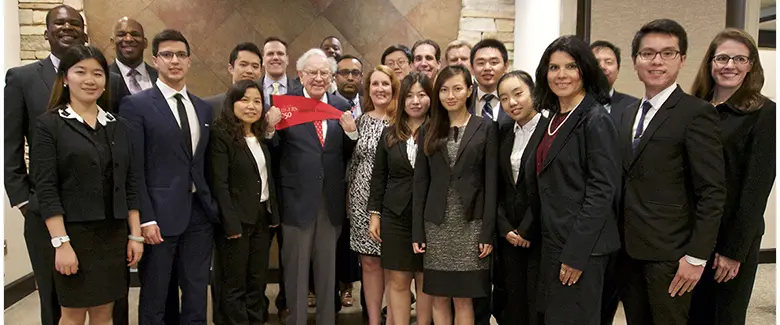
[273,95,345,130]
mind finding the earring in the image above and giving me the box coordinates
[63,83,68,88]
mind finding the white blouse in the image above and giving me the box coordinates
[245,136,269,202]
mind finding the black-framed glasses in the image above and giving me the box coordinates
[336,69,362,77]
[637,50,680,61]
[712,54,751,66]
[157,51,190,60]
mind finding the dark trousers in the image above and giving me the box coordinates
[599,252,621,325]
[23,211,60,325]
[113,270,179,325]
[689,236,762,325]
[619,256,690,325]
[500,241,541,325]
[540,247,607,325]
[213,221,272,325]
[138,203,214,325]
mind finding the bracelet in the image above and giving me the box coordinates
[128,235,145,243]
[368,210,382,217]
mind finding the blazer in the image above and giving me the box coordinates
[468,86,513,129]
[609,90,638,127]
[210,127,280,235]
[121,85,218,236]
[367,127,415,217]
[524,94,621,270]
[108,62,159,95]
[204,93,226,120]
[496,122,536,241]
[108,62,157,115]
[260,75,303,102]
[620,85,726,262]
[29,108,138,222]
[714,100,775,263]
[268,88,356,227]
[412,116,498,244]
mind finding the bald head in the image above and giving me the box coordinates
[111,17,148,67]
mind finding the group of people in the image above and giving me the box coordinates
[4,4,775,325]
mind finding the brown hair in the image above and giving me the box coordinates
[386,72,433,147]
[424,65,473,156]
[362,65,400,118]
[691,28,766,112]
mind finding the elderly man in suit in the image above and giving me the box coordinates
[266,48,357,325]
[204,42,264,118]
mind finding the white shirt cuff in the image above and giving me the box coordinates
[140,221,158,227]
[14,201,29,209]
[685,255,707,266]
[345,130,358,140]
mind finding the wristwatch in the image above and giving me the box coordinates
[51,236,70,248]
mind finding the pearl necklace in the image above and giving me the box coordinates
[547,106,577,136]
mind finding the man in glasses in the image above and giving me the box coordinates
[121,29,218,325]
[381,44,412,80]
[335,55,364,119]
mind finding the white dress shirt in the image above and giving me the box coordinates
[50,54,61,72]
[406,136,417,168]
[302,88,358,141]
[476,87,501,121]
[511,114,541,184]
[245,136,270,202]
[605,88,615,113]
[340,92,363,119]
[263,73,288,103]
[114,59,154,92]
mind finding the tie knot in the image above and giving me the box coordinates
[348,99,356,107]
[128,68,140,77]
[483,93,495,101]
[641,100,652,113]
[174,93,184,101]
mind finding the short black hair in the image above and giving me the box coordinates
[590,40,622,68]
[229,42,262,66]
[497,70,535,95]
[631,19,688,58]
[263,37,288,51]
[381,44,412,64]
[412,39,441,61]
[470,38,508,66]
[321,36,340,45]
[152,29,190,56]
[45,5,84,29]
[337,54,363,69]
[533,35,611,113]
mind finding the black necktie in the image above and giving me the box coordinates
[482,94,495,120]
[174,93,193,155]
[632,101,653,151]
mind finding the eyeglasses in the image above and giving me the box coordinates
[336,69,362,77]
[712,54,751,66]
[303,70,332,79]
[385,59,408,67]
[637,50,680,61]
[157,51,190,60]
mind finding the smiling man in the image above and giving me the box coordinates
[411,39,441,80]
[469,38,511,128]
[109,17,158,98]
[205,42,263,118]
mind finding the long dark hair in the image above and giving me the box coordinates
[386,72,433,147]
[46,45,110,112]
[690,28,766,112]
[533,35,610,113]
[423,65,473,156]
[214,80,268,144]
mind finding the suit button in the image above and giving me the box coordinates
[256,192,261,196]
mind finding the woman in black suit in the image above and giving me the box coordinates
[412,65,497,325]
[495,70,543,325]
[367,72,433,325]
[29,45,143,325]
[211,79,280,325]
[524,35,621,325]
[688,28,776,325]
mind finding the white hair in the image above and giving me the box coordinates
[296,48,337,73]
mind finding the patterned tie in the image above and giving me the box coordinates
[482,94,495,120]
[314,121,325,146]
[127,68,143,94]
[272,82,281,95]
[348,99,358,119]
[632,101,653,151]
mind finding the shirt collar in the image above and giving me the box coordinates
[609,88,615,97]
[303,88,328,104]
[49,54,61,72]
[642,83,678,110]
[514,113,540,133]
[115,59,150,79]
[477,87,498,102]
[264,73,288,89]
[59,104,115,126]
[156,79,189,101]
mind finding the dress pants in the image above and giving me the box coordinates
[540,245,607,325]
[500,240,541,325]
[213,221,272,325]
[281,200,341,325]
[23,209,60,325]
[138,202,214,325]
[689,236,762,325]
[599,252,621,325]
[619,256,690,325]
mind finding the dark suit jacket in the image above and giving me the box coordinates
[621,86,726,261]
[121,85,218,236]
[108,62,157,115]
[412,116,498,244]
[29,109,138,222]
[496,121,536,241]
[367,127,414,216]
[609,91,638,127]
[204,93,226,120]
[268,89,355,227]
[210,127,280,236]
[259,75,303,104]
[468,87,513,129]
[108,62,159,95]
[524,94,621,270]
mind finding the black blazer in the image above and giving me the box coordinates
[524,94,621,270]
[108,62,159,95]
[496,121,537,240]
[714,100,775,263]
[609,90,638,126]
[29,108,138,222]
[210,127,280,236]
[412,116,498,244]
[204,93,226,120]
[367,127,415,216]
[108,62,157,115]
[621,86,726,261]
[468,86,513,129]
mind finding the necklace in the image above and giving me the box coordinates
[547,106,576,136]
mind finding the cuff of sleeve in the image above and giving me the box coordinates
[685,255,708,266]
[345,130,359,140]
[141,221,158,227]
[14,201,29,209]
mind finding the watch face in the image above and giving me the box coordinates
[51,237,61,247]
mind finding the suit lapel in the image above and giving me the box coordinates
[38,58,56,92]
[240,143,261,176]
[62,118,97,146]
[540,95,592,173]
[190,92,209,159]
[109,64,131,94]
[500,130,515,186]
[397,140,413,170]
[621,100,640,171]
[146,64,159,83]
[151,87,190,161]
[629,87,683,165]
[454,116,480,165]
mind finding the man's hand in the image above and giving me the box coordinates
[142,224,164,245]
[668,256,705,296]
[339,112,357,133]
[266,106,282,129]
[713,252,741,283]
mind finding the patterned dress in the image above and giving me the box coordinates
[348,114,390,255]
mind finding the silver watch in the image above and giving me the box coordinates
[51,236,70,248]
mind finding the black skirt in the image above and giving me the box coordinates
[54,219,128,308]
[380,204,422,272]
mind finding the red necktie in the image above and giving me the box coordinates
[314,120,325,146]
